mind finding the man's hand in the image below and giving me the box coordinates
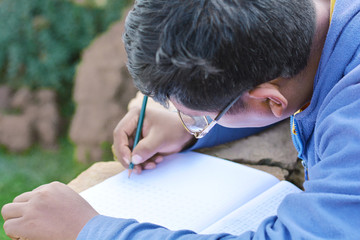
[2,182,99,240]
[113,93,195,174]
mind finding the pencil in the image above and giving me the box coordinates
[129,95,148,178]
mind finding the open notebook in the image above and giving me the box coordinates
[80,151,301,235]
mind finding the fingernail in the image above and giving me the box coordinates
[132,154,143,164]
[135,165,142,174]
[145,162,156,170]
[155,156,163,163]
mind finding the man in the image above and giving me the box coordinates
[2,0,360,239]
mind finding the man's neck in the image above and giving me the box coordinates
[294,0,330,106]
[312,0,331,51]
[277,0,331,115]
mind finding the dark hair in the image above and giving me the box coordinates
[123,0,316,112]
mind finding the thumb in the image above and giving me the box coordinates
[131,136,162,164]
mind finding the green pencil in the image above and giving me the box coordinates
[129,95,148,178]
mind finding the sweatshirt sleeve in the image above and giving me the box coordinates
[77,212,320,240]
[77,215,256,240]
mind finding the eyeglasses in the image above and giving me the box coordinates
[177,95,241,139]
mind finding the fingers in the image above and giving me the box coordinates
[11,182,60,204]
[142,155,163,169]
[143,161,156,170]
[12,192,33,203]
[1,202,26,221]
[11,182,48,202]
[131,131,163,165]
[134,165,142,174]
[2,203,29,239]
[113,109,140,166]
[135,154,164,174]
[113,108,164,169]
[2,184,55,222]
[3,218,22,240]
[154,155,164,163]
[113,103,182,174]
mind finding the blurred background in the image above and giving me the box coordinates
[0,0,137,238]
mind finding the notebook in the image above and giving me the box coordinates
[80,151,301,235]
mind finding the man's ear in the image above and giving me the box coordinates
[248,82,288,118]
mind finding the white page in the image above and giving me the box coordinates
[201,181,302,235]
[80,151,279,232]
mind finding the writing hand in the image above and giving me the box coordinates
[113,94,195,174]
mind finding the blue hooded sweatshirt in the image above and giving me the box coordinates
[78,0,360,239]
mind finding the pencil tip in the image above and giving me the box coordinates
[128,162,134,179]
[128,169,133,179]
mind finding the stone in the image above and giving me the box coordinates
[198,120,298,170]
[0,87,60,151]
[70,103,124,145]
[34,89,60,149]
[0,85,12,110]
[196,121,305,187]
[0,115,33,152]
[68,161,125,193]
[11,88,32,109]
[70,11,137,163]
[286,159,305,189]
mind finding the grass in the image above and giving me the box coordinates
[0,138,92,239]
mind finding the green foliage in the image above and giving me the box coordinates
[101,140,115,161]
[102,0,133,28]
[0,0,130,118]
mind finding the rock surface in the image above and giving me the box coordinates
[197,120,297,170]
[0,85,12,110]
[197,121,297,170]
[0,87,60,152]
[197,120,302,187]
[68,161,125,193]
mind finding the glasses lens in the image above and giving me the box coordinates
[178,112,209,133]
